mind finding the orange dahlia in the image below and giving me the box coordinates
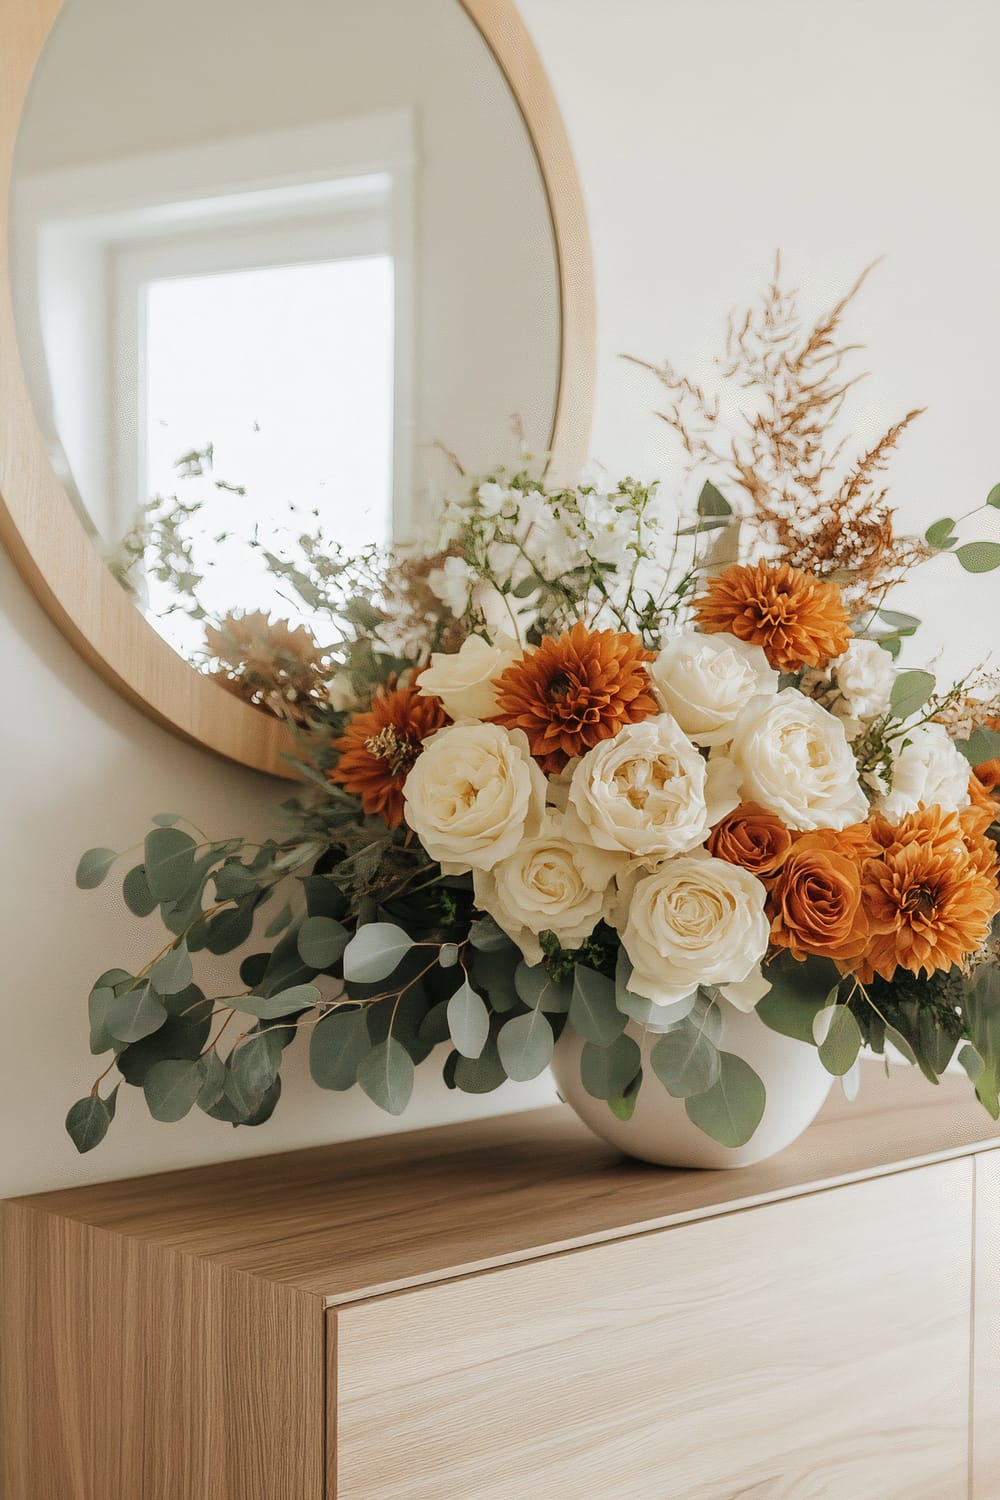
[491,622,657,773]
[858,809,1000,983]
[693,559,852,672]
[329,685,448,829]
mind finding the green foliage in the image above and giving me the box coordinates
[889,669,936,720]
[342,923,415,983]
[143,1059,204,1122]
[955,541,1000,573]
[580,1034,642,1101]
[757,954,841,1042]
[76,847,117,889]
[924,517,957,549]
[684,1053,766,1147]
[357,1038,414,1115]
[650,1004,722,1098]
[568,966,626,1045]
[446,979,490,1060]
[497,1009,554,1081]
[814,1005,863,1076]
[66,1087,119,1153]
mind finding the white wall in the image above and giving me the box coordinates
[3,0,999,1195]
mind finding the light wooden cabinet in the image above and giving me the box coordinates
[2,1068,998,1499]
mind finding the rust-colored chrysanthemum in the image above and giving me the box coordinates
[329,685,448,829]
[692,559,852,672]
[858,812,1000,983]
[491,622,657,773]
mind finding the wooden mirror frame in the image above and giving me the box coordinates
[0,0,595,776]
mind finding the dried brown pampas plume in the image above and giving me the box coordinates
[625,257,928,609]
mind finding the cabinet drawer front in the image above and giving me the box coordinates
[333,1161,971,1500]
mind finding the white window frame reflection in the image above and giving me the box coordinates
[12,109,417,549]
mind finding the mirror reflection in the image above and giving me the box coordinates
[10,0,561,665]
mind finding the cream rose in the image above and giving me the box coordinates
[568,715,738,859]
[473,808,626,965]
[416,634,520,721]
[651,631,779,745]
[619,853,771,1010]
[402,723,545,875]
[875,722,972,822]
[728,689,869,830]
[831,639,895,723]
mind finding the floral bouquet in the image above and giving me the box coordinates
[69,266,1000,1163]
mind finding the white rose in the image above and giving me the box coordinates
[875,723,972,822]
[728,689,869,830]
[416,634,520,721]
[402,723,545,875]
[620,854,771,1010]
[568,715,738,860]
[651,631,779,746]
[473,808,626,965]
[426,555,473,616]
[832,639,895,723]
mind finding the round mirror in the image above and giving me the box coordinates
[0,0,593,771]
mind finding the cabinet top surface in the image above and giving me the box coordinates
[9,1067,998,1304]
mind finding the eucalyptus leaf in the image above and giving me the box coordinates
[580,1034,642,1101]
[116,1011,212,1086]
[514,961,572,1014]
[883,1023,918,1067]
[958,1044,985,1084]
[685,1052,766,1147]
[122,865,157,917]
[196,1050,227,1111]
[569,966,626,1045]
[75,847,117,890]
[204,894,259,955]
[468,916,515,953]
[955,541,1000,573]
[264,901,296,939]
[497,1010,554,1081]
[889,669,936,721]
[213,861,262,901]
[439,943,460,970]
[814,1005,862,1076]
[987,483,1000,509]
[357,1037,414,1115]
[105,982,168,1045]
[66,1089,118,1153]
[757,956,841,1043]
[88,986,116,1054]
[650,1013,722,1098]
[226,1030,283,1115]
[144,827,197,903]
[236,984,320,1020]
[453,1036,508,1094]
[418,1000,452,1047]
[297,915,350,969]
[957,726,1000,766]
[143,1058,203,1122]
[447,979,490,1059]
[924,517,957,549]
[149,941,193,997]
[152,813,182,826]
[310,1008,369,1091]
[342,923,415,983]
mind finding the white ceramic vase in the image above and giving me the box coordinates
[551,1002,833,1169]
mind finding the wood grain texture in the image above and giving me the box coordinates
[0,0,594,773]
[11,1067,999,1306]
[334,1162,974,1500]
[973,1150,1000,1498]
[0,1199,326,1500]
